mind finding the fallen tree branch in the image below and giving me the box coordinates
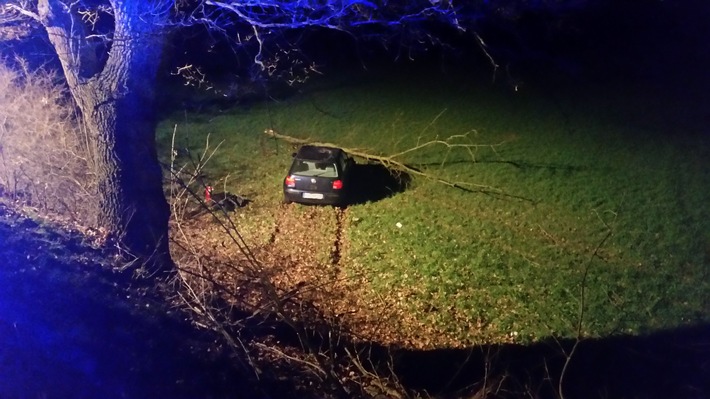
[264,128,534,202]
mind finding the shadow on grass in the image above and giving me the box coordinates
[386,325,710,398]
[411,159,588,175]
[264,310,710,398]
[347,163,411,205]
[223,290,710,399]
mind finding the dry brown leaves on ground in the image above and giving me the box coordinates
[169,203,479,350]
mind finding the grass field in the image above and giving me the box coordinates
[157,67,710,347]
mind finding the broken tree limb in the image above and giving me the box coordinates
[264,128,534,202]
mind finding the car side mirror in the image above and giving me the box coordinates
[291,152,297,158]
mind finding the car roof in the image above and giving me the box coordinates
[294,145,343,162]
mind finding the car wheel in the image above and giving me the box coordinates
[283,196,292,205]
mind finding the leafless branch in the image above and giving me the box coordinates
[264,128,534,202]
[558,208,616,399]
[4,3,40,22]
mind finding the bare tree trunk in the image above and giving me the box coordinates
[82,78,172,273]
[39,0,172,273]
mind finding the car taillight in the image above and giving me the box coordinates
[285,175,296,187]
[332,179,343,190]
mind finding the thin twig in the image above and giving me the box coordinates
[558,211,614,399]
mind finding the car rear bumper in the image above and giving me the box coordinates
[284,188,346,205]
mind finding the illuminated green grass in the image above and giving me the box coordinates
[157,69,710,344]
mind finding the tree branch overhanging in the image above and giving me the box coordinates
[4,3,40,22]
[1,3,39,40]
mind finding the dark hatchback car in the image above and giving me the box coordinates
[283,145,354,205]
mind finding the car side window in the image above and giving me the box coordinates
[339,153,349,173]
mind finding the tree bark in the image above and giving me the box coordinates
[39,0,172,273]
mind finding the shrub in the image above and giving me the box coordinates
[0,59,98,226]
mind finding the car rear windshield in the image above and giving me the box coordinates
[291,160,339,178]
